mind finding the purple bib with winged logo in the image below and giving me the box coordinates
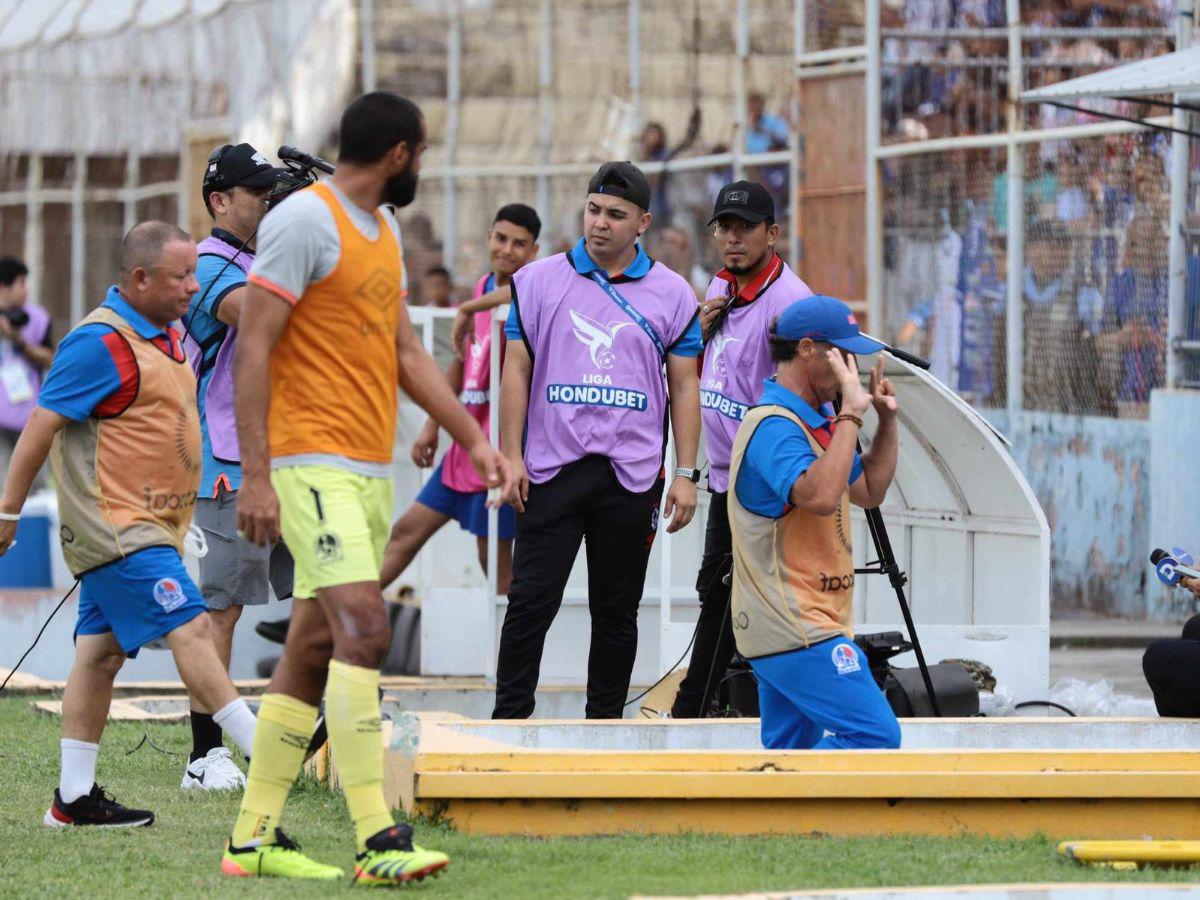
[513,253,697,492]
[184,234,253,465]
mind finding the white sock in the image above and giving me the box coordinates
[59,739,99,804]
[212,698,256,756]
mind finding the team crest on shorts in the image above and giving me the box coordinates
[831,642,861,675]
[153,577,188,613]
[315,531,343,565]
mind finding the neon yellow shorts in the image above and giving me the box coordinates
[271,465,393,599]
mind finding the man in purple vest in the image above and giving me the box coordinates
[671,180,814,718]
[179,143,292,791]
[0,257,55,489]
[496,161,703,719]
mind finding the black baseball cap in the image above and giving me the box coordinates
[587,161,652,211]
[203,143,282,194]
[708,180,774,226]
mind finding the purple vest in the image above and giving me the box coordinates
[184,234,253,463]
[0,304,51,432]
[701,262,813,493]
[514,253,698,492]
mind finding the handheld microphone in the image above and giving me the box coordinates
[278,145,335,175]
[1150,547,1200,586]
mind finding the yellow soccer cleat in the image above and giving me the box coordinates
[221,829,345,880]
[353,824,450,886]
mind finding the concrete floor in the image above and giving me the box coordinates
[1050,646,1152,700]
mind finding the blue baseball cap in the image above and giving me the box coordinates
[774,295,885,355]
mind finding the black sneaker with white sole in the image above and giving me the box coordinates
[44,784,154,828]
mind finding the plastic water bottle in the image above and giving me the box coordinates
[392,711,421,759]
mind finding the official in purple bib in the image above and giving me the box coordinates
[0,222,259,828]
[180,142,295,791]
[496,161,704,719]
[671,179,814,718]
[728,296,902,749]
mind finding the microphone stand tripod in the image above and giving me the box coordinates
[843,341,942,716]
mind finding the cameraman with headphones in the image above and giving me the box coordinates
[180,143,293,791]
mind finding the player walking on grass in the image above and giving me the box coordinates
[0,222,258,828]
[221,92,512,883]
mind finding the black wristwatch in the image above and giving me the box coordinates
[673,467,701,484]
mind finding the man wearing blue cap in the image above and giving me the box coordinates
[727,295,901,749]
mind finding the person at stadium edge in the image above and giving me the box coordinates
[0,222,258,828]
[180,142,295,792]
[495,160,703,720]
[383,203,541,595]
[0,256,55,490]
[669,179,814,719]
[224,91,512,883]
[728,295,901,750]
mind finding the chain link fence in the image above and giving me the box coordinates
[875,6,1179,420]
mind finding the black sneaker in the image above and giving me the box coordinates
[44,784,154,828]
[255,617,291,645]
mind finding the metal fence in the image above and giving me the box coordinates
[867,0,1187,421]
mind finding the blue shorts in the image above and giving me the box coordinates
[76,545,207,656]
[749,636,902,750]
[415,460,517,540]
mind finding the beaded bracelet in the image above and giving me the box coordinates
[834,413,863,429]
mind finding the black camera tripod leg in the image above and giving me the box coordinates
[863,505,943,717]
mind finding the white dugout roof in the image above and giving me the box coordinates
[1022,44,1200,103]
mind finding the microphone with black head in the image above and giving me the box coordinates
[1151,547,1200,586]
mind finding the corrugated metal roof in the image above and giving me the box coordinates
[1022,44,1200,102]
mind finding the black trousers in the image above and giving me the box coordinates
[492,455,664,719]
[1143,614,1200,717]
[670,491,735,718]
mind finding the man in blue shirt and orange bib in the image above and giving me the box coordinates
[728,296,902,750]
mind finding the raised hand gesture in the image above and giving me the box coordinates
[868,358,898,421]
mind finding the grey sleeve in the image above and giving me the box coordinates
[383,212,409,298]
[249,193,340,303]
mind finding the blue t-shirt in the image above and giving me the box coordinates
[40,288,170,421]
[187,251,247,495]
[734,379,863,518]
[504,240,702,357]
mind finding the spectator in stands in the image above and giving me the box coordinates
[744,93,790,155]
[421,266,456,308]
[1023,221,1114,415]
[648,226,709,298]
[0,256,54,487]
[992,147,1057,233]
[640,122,672,222]
[1101,215,1168,416]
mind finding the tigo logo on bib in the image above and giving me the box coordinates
[832,642,861,675]
[153,577,187,613]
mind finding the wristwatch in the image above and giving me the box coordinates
[674,467,701,484]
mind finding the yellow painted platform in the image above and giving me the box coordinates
[388,716,1200,839]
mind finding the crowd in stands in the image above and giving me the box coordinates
[880,0,1184,417]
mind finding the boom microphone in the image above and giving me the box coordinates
[278,145,335,175]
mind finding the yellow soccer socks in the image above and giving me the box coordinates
[326,659,394,851]
[231,693,319,847]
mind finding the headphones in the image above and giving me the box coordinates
[202,144,236,200]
